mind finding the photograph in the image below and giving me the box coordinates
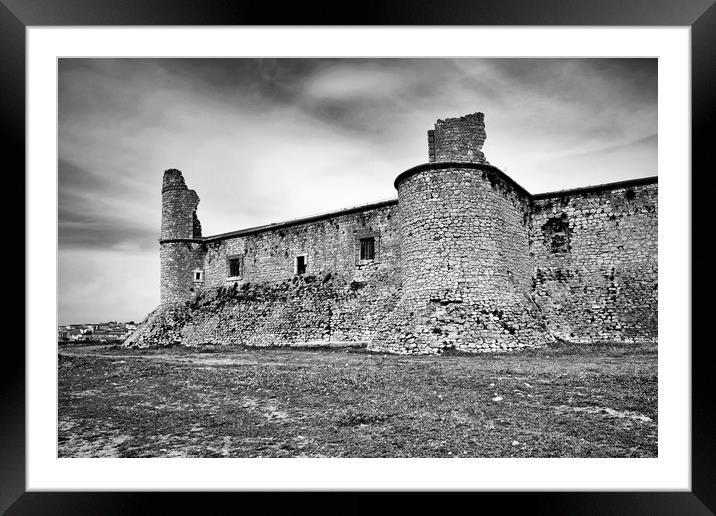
[57,57,658,459]
[2,0,709,505]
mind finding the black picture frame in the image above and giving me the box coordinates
[6,0,711,513]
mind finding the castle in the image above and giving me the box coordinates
[125,112,658,354]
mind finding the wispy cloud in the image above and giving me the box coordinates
[302,62,409,100]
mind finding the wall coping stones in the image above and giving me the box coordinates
[395,162,658,202]
[202,198,398,243]
[533,176,658,200]
[195,170,657,246]
[394,161,532,198]
[158,238,206,245]
[183,167,657,248]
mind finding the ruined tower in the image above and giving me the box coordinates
[379,112,551,352]
[159,169,206,304]
[428,112,488,164]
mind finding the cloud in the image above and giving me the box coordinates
[59,160,157,251]
[302,63,410,100]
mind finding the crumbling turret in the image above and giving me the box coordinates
[159,169,206,304]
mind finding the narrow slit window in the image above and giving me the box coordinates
[228,256,244,278]
[296,256,306,275]
[360,237,375,260]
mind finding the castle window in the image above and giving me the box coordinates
[360,237,375,260]
[193,269,204,282]
[295,255,306,275]
[228,256,244,278]
[355,231,380,264]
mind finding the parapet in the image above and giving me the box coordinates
[428,112,488,164]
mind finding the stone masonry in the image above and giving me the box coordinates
[125,112,657,353]
[428,112,488,164]
[159,169,204,304]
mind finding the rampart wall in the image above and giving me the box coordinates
[131,112,658,354]
[123,271,402,348]
[530,179,658,342]
[199,201,400,289]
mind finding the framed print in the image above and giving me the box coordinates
[7,0,712,513]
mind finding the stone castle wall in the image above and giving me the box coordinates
[370,163,551,354]
[530,180,658,343]
[141,200,404,349]
[160,242,206,305]
[124,271,402,349]
[199,201,400,290]
[137,113,658,354]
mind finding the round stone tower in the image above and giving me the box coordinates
[373,113,552,353]
[159,169,205,305]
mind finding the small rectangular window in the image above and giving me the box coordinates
[296,255,306,275]
[228,256,244,278]
[360,237,375,260]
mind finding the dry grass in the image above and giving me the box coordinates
[58,342,657,458]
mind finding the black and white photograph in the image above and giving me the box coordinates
[56,57,660,459]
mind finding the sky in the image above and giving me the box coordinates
[58,58,657,325]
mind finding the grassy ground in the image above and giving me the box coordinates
[58,342,657,458]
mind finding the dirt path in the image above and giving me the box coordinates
[59,348,297,368]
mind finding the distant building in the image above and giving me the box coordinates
[58,322,135,342]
